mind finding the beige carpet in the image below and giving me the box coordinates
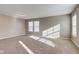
[0,35,79,54]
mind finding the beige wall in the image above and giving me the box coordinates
[71,5,79,47]
[25,14,71,39]
[0,15,25,39]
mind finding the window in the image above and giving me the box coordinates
[34,21,39,32]
[28,21,33,32]
[72,14,77,37]
[28,21,39,32]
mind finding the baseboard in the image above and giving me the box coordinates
[40,36,71,40]
[0,34,26,40]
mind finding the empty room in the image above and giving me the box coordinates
[0,4,79,54]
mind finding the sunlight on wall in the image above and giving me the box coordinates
[29,35,55,47]
[42,24,60,39]
[19,40,34,54]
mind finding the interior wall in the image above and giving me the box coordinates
[0,15,25,39]
[71,5,79,47]
[25,14,71,39]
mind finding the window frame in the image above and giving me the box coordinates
[28,21,33,32]
[72,14,77,37]
[28,21,40,32]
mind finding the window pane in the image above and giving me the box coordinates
[34,26,39,32]
[34,21,39,32]
[29,21,33,26]
[28,26,33,32]
[72,26,77,36]
[34,21,39,26]
[72,15,76,25]
[72,14,77,37]
[28,21,33,32]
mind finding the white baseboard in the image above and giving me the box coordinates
[0,34,25,40]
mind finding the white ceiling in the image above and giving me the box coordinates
[0,4,77,19]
